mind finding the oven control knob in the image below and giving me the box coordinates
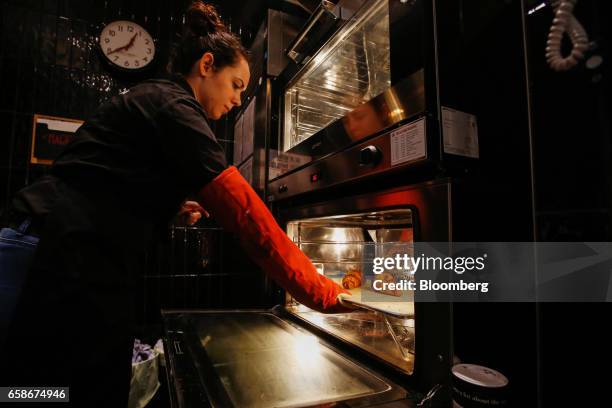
[359,145,382,166]
[278,184,288,193]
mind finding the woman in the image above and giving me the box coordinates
[0,2,352,405]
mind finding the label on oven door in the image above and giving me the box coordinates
[390,118,426,166]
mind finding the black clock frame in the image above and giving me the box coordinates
[97,20,158,76]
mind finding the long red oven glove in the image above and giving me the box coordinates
[198,166,353,313]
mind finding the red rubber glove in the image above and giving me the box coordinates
[198,166,353,313]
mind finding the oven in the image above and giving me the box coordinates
[278,177,455,387]
[162,309,413,407]
[162,179,455,407]
[160,1,538,405]
[267,0,488,201]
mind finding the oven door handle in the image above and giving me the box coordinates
[286,0,338,63]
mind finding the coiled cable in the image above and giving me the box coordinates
[546,0,589,71]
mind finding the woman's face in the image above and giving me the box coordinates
[342,103,385,140]
[192,53,250,120]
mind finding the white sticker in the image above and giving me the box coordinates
[442,107,479,158]
[37,118,82,133]
[390,118,426,166]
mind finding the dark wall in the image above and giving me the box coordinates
[437,1,539,405]
[524,1,612,406]
[434,1,611,405]
[0,0,257,219]
[526,0,611,241]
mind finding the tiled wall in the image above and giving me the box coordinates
[0,0,269,328]
[141,224,272,326]
[0,0,254,217]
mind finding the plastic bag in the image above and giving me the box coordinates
[128,339,160,408]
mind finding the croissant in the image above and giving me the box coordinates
[342,269,362,289]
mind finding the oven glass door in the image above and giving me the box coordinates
[286,208,416,374]
[163,310,409,408]
[282,0,390,152]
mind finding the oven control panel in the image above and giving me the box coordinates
[268,117,428,201]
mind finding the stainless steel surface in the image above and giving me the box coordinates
[233,116,243,165]
[286,209,416,373]
[269,116,427,201]
[269,71,426,183]
[279,179,451,242]
[190,312,392,407]
[340,293,415,319]
[232,74,270,196]
[288,208,414,227]
[288,308,416,373]
[286,0,339,62]
[163,310,414,407]
[283,0,391,151]
[276,180,453,394]
[267,10,306,77]
[234,96,256,166]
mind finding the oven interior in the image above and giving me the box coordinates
[286,208,416,374]
[283,0,391,151]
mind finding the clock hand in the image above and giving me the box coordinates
[107,44,129,55]
[124,33,138,50]
[107,33,138,55]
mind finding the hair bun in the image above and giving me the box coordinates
[185,1,226,37]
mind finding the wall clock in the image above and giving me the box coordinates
[99,20,155,71]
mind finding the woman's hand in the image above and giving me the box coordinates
[178,200,209,225]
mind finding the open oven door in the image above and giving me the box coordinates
[162,309,416,408]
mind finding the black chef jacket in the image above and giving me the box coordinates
[2,75,228,406]
[14,74,227,232]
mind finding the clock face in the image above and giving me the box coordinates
[99,20,155,70]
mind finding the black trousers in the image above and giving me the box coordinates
[0,184,144,407]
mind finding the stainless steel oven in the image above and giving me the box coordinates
[276,178,454,393]
[161,1,537,405]
[163,309,413,407]
[266,0,522,202]
[162,179,455,407]
[268,0,436,197]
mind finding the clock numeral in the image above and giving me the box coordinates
[114,55,119,62]
[147,48,152,54]
[128,26,134,33]
[145,39,150,45]
[134,60,140,67]
[104,38,110,44]
[124,61,130,67]
[142,56,148,62]
[107,47,112,53]
[117,25,123,32]
[109,30,115,36]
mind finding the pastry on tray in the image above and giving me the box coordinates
[342,268,362,289]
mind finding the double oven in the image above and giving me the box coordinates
[163,0,535,406]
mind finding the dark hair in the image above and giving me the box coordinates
[170,1,248,74]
